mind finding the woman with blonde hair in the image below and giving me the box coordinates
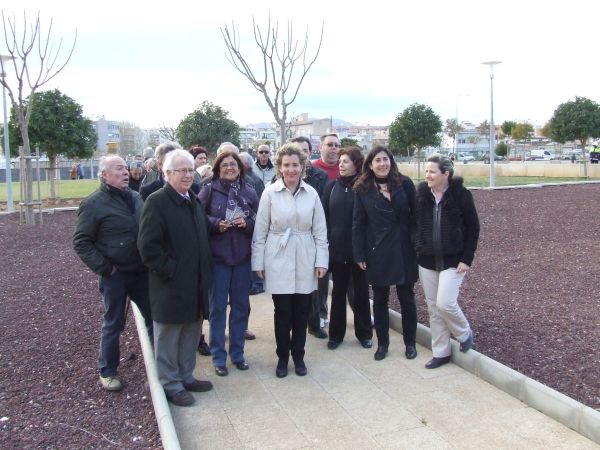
[252,143,328,378]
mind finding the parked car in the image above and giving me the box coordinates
[527,149,555,161]
[458,152,475,162]
[483,154,506,164]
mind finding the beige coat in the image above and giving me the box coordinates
[252,179,328,294]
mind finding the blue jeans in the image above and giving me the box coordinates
[209,261,251,367]
[98,270,152,377]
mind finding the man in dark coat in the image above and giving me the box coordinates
[73,155,152,392]
[137,149,214,407]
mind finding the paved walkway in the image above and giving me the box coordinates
[169,293,598,449]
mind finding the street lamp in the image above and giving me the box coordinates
[482,61,502,187]
[455,93,469,159]
[1,54,15,212]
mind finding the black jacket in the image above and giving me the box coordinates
[304,165,328,198]
[73,183,145,276]
[353,176,418,286]
[140,175,200,201]
[415,177,480,270]
[137,183,213,324]
[322,176,357,264]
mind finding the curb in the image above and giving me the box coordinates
[131,304,181,450]
[387,308,600,445]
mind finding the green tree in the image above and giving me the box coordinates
[9,89,96,199]
[540,121,552,138]
[444,118,463,155]
[511,122,534,141]
[550,96,600,177]
[388,103,442,180]
[340,137,358,147]
[495,142,509,157]
[501,120,517,138]
[176,101,240,153]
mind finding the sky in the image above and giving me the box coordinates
[1,0,598,131]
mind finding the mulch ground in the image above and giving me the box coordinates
[0,183,599,448]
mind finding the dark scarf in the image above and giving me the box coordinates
[220,178,256,223]
[374,175,389,184]
[339,174,357,187]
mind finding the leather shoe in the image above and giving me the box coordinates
[360,339,373,349]
[197,335,211,356]
[214,366,229,377]
[249,287,264,295]
[405,345,417,360]
[244,330,256,340]
[327,340,340,350]
[425,356,451,369]
[308,327,328,339]
[294,360,308,376]
[460,331,475,353]
[374,346,388,361]
[183,379,213,392]
[234,361,250,371]
[167,390,194,407]
[276,360,288,378]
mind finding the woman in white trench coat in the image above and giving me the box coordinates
[252,143,329,379]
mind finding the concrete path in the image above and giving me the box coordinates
[169,293,598,449]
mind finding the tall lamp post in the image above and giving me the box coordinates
[454,93,469,159]
[481,61,501,187]
[1,54,15,212]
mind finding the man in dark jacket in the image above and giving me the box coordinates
[137,149,214,407]
[73,155,153,392]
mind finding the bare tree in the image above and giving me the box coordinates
[0,11,76,225]
[157,124,177,143]
[221,16,324,147]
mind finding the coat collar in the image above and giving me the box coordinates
[273,178,309,193]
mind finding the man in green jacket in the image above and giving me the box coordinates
[73,155,153,392]
[138,149,214,407]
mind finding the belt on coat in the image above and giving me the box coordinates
[269,228,311,252]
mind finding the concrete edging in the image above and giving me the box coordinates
[387,308,600,445]
[132,304,181,450]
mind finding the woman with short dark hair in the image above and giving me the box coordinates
[198,150,258,377]
[353,146,418,361]
[322,146,372,350]
[415,154,480,369]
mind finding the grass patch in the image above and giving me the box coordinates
[0,179,98,202]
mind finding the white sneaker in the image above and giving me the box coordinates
[319,318,325,328]
[99,375,123,391]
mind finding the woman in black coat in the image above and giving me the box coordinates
[353,146,418,361]
[322,147,373,350]
[415,155,480,369]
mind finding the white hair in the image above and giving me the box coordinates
[98,155,123,181]
[217,142,239,155]
[238,152,254,169]
[162,149,194,173]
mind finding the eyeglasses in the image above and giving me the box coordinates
[325,142,341,148]
[172,168,195,175]
[220,162,238,168]
[258,151,269,154]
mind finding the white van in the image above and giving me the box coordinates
[528,149,555,160]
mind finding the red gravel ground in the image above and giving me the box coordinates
[0,183,599,448]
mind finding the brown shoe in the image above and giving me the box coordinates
[167,390,195,407]
[183,379,213,392]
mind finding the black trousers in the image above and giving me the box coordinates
[371,284,417,348]
[329,262,372,343]
[272,294,311,363]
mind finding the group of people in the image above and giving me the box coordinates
[73,134,480,408]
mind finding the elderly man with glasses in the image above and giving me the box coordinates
[138,149,214,407]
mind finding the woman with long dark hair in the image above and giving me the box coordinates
[353,146,418,361]
[415,154,480,369]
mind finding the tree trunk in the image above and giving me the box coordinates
[49,155,58,200]
[279,119,286,149]
[20,142,36,226]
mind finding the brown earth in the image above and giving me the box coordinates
[0,183,599,449]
